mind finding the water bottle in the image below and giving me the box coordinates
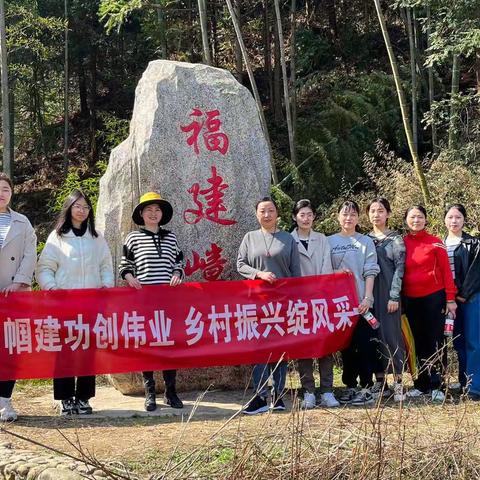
[362,310,380,330]
[444,312,454,337]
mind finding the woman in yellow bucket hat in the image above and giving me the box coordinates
[119,192,185,411]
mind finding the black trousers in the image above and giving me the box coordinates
[143,370,176,395]
[342,317,377,389]
[0,380,15,398]
[53,376,96,401]
[404,290,447,392]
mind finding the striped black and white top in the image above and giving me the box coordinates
[119,228,185,285]
[0,211,11,249]
[445,237,461,280]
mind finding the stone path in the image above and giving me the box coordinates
[28,386,256,419]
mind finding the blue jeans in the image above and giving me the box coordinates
[464,293,480,395]
[453,302,467,387]
[252,361,288,397]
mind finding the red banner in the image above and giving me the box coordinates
[0,273,359,381]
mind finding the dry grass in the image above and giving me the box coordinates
[3,354,480,479]
[140,392,480,480]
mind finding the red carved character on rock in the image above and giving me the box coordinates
[185,243,227,281]
[183,166,237,225]
[180,108,229,155]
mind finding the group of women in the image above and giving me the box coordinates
[0,169,479,421]
[238,196,480,415]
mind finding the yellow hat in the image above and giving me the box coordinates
[132,192,173,226]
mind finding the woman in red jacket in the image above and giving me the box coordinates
[403,205,457,402]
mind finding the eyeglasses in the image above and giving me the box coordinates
[72,204,91,212]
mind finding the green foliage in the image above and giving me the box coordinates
[50,161,108,214]
[96,112,130,157]
[295,29,333,75]
[285,71,403,207]
[270,185,294,231]
[99,0,145,33]
[362,141,480,235]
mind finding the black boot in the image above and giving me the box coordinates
[163,370,183,409]
[143,371,157,412]
[144,393,157,412]
[164,389,183,409]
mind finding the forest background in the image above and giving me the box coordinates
[1,0,480,243]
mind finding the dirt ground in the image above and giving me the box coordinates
[1,379,480,478]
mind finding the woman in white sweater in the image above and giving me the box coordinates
[36,189,114,415]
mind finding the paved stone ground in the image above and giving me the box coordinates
[31,386,258,419]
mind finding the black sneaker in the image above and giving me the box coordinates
[339,388,357,404]
[144,393,157,412]
[242,395,269,415]
[60,398,78,416]
[164,391,184,409]
[351,388,374,406]
[76,399,93,415]
[270,396,286,411]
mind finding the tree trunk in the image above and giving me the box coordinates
[88,45,98,162]
[225,0,278,184]
[157,4,167,59]
[263,0,274,111]
[273,0,296,164]
[272,4,282,123]
[406,8,418,152]
[198,0,212,65]
[0,0,12,176]
[211,0,218,65]
[426,6,437,154]
[64,0,69,168]
[373,0,430,204]
[233,0,242,81]
[448,54,461,151]
[325,0,337,39]
[33,69,46,157]
[290,0,297,158]
[79,69,88,117]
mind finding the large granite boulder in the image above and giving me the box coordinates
[96,60,271,394]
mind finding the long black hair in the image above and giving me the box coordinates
[55,189,98,237]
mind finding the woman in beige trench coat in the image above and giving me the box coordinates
[0,172,37,422]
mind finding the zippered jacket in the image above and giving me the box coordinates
[36,229,114,290]
[403,229,456,301]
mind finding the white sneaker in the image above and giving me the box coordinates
[393,382,405,402]
[0,397,18,422]
[406,388,425,398]
[431,390,445,402]
[319,392,340,408]
[371,381,391,399]
[301,391,316,409]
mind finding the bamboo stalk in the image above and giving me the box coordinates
[225,0,278,184]
[0,0,11,176]
[273,0,297,164]
[373,0,430,204]
[198,0,212,65]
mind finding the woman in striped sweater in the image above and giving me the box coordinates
[119,192,185,411]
